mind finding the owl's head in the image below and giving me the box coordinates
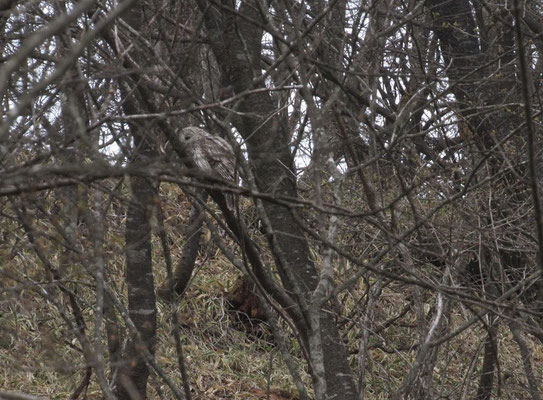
[179,126,205,147]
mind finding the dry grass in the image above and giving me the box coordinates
[1,188,542,399]
[1,264,543,399]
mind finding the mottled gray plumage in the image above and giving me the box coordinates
[178,126,236,182]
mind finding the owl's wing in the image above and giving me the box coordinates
[201,135,237,181]
[191,144,213,176]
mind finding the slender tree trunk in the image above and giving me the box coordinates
[113,74,159,400]
[474,324,498,400]
[114,164,157,400]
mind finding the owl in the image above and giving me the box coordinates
[178,126,237,183]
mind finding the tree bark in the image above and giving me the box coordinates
[112,25,159,397]
[115,148,158,400]
[474,324,498,400]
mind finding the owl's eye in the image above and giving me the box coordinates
[184,136,191,141]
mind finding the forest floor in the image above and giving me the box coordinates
[1,192,542,399]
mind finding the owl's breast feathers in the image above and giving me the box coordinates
[181,126,238,208]
[183,128,237,182]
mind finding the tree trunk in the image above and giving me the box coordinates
[114,156,157,400]
[113,58,159,400]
